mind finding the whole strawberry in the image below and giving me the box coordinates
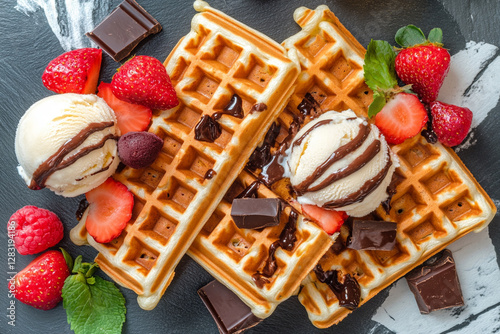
[42,48,102,94]
[9,206,64,255]
[394,25,450,104]
[430,101,472,146]
[111,55,179,110]
[9,250,70,310]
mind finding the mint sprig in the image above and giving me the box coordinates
[363,40,399,117]
[61,252,126,334]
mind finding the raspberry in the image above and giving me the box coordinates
[8,206,64,255]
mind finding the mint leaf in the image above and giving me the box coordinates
[62,267,126,334]
[368,92,386,118]
[395,25,426,47]
[428,28,443,44]
[364,40,398,92]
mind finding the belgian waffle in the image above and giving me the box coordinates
[188,170,332,319]
[281,5,496,328]
[70,0,299,310]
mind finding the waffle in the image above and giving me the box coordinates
[70,0,300,310]
[188,170,332,318]
[281,5,497,328]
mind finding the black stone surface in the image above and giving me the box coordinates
[0,1,499,333]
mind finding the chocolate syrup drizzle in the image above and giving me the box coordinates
[204,169,216,180]
[313,265,361,310]
[213,94,244,120]
[246,122,281,171]
[293,122,371,195]
[235,181,260,199]
[250,103,267,113]
[30,121,117,190]
[252,210,298,288]
[194,115,222,142]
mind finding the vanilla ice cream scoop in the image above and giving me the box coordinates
[288,110,397,217]
[15,93,120,197]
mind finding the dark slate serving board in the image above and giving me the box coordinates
[1,1,499,333]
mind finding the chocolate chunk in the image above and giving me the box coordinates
[314,265,361,310]
[76,198,89,221]
[198,280,262,334]
[297,92,321,120]
[86,0,161,62]
[246,122,280,171]
[204,169,216,180]
[406,249,464,314]
[231,198,281,229]
[346,219,397,251]
[195,115,222,142]
[213,94,244,120]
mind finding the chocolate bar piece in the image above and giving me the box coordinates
[198,280,262,334]
[231,198,281,229]
[86,0,161,61]
[346,219,397,251]
[406,249,464,314]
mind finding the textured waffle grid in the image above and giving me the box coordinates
[70,2,300,310]
[283,5,496,328]
[188,170,332,318]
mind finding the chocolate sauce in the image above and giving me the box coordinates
[204,169,216,180]
[313,265,361,310]
[213,94,244,120]
[235,181,260,199]
[58,133,118,170]
[306,140,381,194]
[251,274,270,289]
[324,158,393,209]
[246,123,281,170]
[382,172,405,213]
[252,210,298,287]
[292,120,332,148]
[331,235,346,255]
[297,92,321,120]
[293,123,371,195]
[76,198,89,221]
[250,103,267,113]
[194,115,222,142]
[75,157,115,181]
[30,121,116,190]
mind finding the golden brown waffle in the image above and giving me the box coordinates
[70,0,299,310]
[188,170,332,318]
[281,5,496,328]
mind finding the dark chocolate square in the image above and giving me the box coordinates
[198,280,262,334]
[346,219,397,251]
[86,0,161,61]
[406,249,464,314]
[231,198,281,229]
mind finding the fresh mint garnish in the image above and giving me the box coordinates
[61,254,126,334]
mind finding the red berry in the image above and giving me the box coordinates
[374,93,428,144]
[9,206,64,255]
[42,48,102,94]
[9,250,70,310]
[395,45,450,104]
[111,55,179,110]
[97,82,152,134]
[430,101,473,147]
[85,178,134,243]
[301,204,348,235]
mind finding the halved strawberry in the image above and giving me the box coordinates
[42,48,102,94]
[301,204,348,235]
[374,92,428,144]
[85,177,134,243]
[97,82,152,134]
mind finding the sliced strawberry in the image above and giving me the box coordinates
[374,92,428,144]
[85,177,134,243]
[42,48,102,94]
[301,204,348,235]
[97,82,152,134]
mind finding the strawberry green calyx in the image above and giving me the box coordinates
[363,40,412,117]
[395,25,443,48]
